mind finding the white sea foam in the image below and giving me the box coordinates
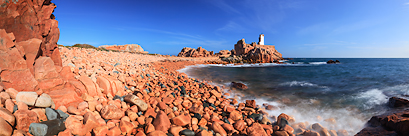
[227,92,367,134]
[309,62,327,65]
[356,89,389,110]
[177,64,374,135]
[181,62,327,68]
[279,81,329,89]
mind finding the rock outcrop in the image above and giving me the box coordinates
[234,39,282,63]
[0,0,62,67]
[215,50,231,57]
[100,44,148,54]
[178,47,214,57]
[356,97,409,136]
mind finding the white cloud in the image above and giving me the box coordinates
[216,21,247,33]
[206,0,241,14]
[405,2,409,5]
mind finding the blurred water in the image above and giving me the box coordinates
[181,58,409,134]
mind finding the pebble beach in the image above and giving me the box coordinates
[54,47,350,136]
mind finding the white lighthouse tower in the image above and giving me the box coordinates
[258,34,264,45]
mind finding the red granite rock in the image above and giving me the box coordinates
[100,104,125,120]
[178,47,214,57]
[34,57,64,92]
[147,130,167,136]
[16,38,42,74]
[84,112,99,131]
[172,113,191,126]
[0,0,62,66]
[79,75,99,97]
[245,100,256,108]
[65,116,87,136]
[93,126,109,136]
[48,88,83,109]
[153,111,171,132]
[229,110,242,121]
[247,123,268,136]
[234,120,246,131]
[14,110,39,131]
[212,122,227,136]
[0,117,13,136]
[119,119,134,135]
[0,107,15,126]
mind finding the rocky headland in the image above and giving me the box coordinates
[178,36,283,64]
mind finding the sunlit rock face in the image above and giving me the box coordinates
[0,0,62,67]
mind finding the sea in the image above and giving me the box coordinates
[179,58,409,134]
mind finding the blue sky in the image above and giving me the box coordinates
[53,0,409,58]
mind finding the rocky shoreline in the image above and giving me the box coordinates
[1,45,352,136]
[0,0,394,136]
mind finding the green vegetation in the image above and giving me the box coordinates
[61,44,108,51]
[72,44,97,49]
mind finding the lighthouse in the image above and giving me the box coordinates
[258,34,264,45]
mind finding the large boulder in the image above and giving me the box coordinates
[0,0,62,66]
[100,44,148,53]
[178,47,214,57]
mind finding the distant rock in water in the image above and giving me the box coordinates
[326,60,340,64]
[178,47,214,57]
[100,44,148,54]
[231,82,248,90]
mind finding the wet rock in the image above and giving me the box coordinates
[233,120,246,131]
[231,82,248,90]
[303,130,320,136]
[247,123,268,136]
[274,131,289,136]
[16,92,38,106]
[245,100,256,108]
[124,94,148,111]
[327,60,340,64]
[388,97,409,108]
[277,113,295,126]
[229,110,242,121]
[212,122,227,136]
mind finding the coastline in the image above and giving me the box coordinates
[0,46,355,136]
